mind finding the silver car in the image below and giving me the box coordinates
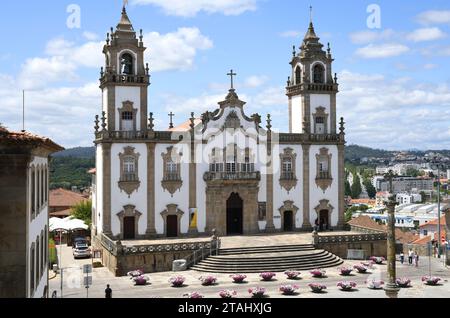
[73,243,91,259]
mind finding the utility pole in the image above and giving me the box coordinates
[384,170,400,298]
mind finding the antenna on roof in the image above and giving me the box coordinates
[22,90,25,132]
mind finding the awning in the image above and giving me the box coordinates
[49,217,89,231]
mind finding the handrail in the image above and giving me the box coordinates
[185,239,220,269]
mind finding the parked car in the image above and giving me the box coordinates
[72,237,88,249]
[73,243,92,259]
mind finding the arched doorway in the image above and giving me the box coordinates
[283,211,294,232]
[319,210,329,231]
[227,193,243,235]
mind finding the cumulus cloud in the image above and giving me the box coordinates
[338,70,450,150]
[406,27,446,42]
[244,75,269,88]
[349,29,395,45]
[131,0,258,17]
[417,10,450,25]
[83,31,100,41]
[145,27,213,72]
[355,43,410,59]
[280,30,301,38]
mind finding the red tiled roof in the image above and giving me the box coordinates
[88,168,96,174]
[413,230,447,245]
[348,216,385,231]
[49,209,72,217]
[0,127,64,152]
[419,216,447,228]
[350,199,376,206]
[49,188,87,208]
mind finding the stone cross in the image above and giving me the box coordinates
[168,112,175,129]
[227,69,237,90]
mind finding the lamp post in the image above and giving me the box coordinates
[384,170,400,298]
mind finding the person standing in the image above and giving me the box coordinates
[400,252,405,265]
[415,252,419,268]
[408,249,413,265]
[105,284,112,298]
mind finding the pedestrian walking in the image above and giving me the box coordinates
[414,252,419,267]
[408,249,413,265]
[105,284,112,298]
[400,252,404,265]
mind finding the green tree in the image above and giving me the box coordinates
[345,180,352,196]
[71,200,92,226]
[363,180,377,199]
[405,168,420,177]
[351,175,362,199]
[345,208,353,222]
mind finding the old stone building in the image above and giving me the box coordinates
[92,7,346,243]
[0,127,63,298]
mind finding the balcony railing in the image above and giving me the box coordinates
[204,171,261,182]
[163,173,182,182]
[100,74,150,85]
[286,83,338,95]
[96,130,174,141]
[280,172,296,180]
[317,171,331,180]
[120,173,138,182]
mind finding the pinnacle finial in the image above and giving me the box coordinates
[310,5,313,23]
[190,112,196,130]
[148,113,154,131]
[123,0,129,12]
[292,45,296,57]
[266,114,272,131]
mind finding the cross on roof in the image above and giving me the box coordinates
[168,112,175,129]
[227,69,237,90]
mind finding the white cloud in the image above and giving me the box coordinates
[349,29,395,44]
[83,31,99,41]
[280,30,301,38]
[131,0,258,17]
[145,27,213,72]
[338,70,450,150]
[355,43,410,59]
[406,27,446,42]
[244,75,269,88]
[417,10,450,25]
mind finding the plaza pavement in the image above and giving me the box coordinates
[49,244,449,299]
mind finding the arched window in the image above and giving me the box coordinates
[166,159,178,180]
[295,66,301,85]
[31,168,35,216]
[120,53,133,75]
[313,64,325,84]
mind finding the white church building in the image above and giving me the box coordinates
[92,7,346,241]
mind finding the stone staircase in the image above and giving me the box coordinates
[191,244,343,273]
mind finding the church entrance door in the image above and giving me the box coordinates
[227,193,243,235]
[123,216,135,239]
[319,210,329,231]
[167,215,178,238]
[283,211,294,232]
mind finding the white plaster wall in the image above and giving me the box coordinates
[154,144,190,235]
[310,94,331,133]
[28,156,49,298]
[196,161,208,233]
[96,145,104,233]
[102,88,108,121]
[115,87,141,130]
[272,145,303,229]
[110,143,148,237]
[309,145,339,227]
[291,95,303,134]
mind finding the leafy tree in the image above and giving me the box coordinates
[363,179,377,199]
[351,175,362,199]
[345,180,352,197]
[345,208,353,222]
[71,200,92,227]
[405,168,420,177]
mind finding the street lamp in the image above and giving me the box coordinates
[384,170,400,298]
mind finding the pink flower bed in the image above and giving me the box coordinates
[396,278,411,288]
[259,272,276,281]
[284,271,301,280]
[338,266,353,276]
[199,275,217,286]
[219,290,237,298]
[422,276,441,286]
[279,284,299,295]
[308,283,327,293]
[183,292,203,299]
[248,287,267,298]
[230,274,247,284]
[310,269,326,278]
[366,279,384,290]
[369,256,385,264]
[337,281,357,291]
[169,276,186,287]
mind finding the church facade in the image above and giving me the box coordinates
[92,8,346,241]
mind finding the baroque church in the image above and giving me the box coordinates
[92,7,346,241]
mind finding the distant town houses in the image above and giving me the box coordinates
[49,188,89,218]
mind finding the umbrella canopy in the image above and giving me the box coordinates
[49,217,88,231]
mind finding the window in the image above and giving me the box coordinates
[313,107,328,135]
[31,168,35,215]
[119,101,137,131]
[30,244,35,294]
[118,147,141,196]
[226,152,236,173]
[123,156,136,181]
[37,168,41,213]
[166,160,179,180]
[295,66,301,85]
[315,148,333,191]
[40,233,44,278]
[161,147,183,196]
[40,167,44,208]
[36,237,40,286]
[279,148,297,191]
[241,157,254,173]
[313,64,325,84]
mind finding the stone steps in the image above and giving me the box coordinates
[191,244,343,273]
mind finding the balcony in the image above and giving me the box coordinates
[315,171,333,192]
[204,171,261,182]
[286,82,338,96]
[317,171,331,180]
[280,172,296,180]
[95,130,173,141]
[121,173,138,182]
[100,74,150,86]
[163,173,182,182]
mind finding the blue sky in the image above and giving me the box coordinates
[1,0,450,150]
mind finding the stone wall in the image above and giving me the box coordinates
[314,232,387,259]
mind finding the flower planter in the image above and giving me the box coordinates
[366,279,384,290]
[396,278,411,288]
[422,276,441,286]
[230,274,247,284]
[133,275,150,286]
[248,287,267,298]
[279,285,299,296]
[184,292,203,299]
[338,267,353,276]
[284,271,301,280]
[199,276,217,286]
[127,269,144,278]
[369,256,385,265]
[259,272,276,281]
[353,264,369,273]
[337,281,357,291]
[308,283,327,293]
[219,290,237,298]
[310,269,326,278]
[169,276,186,288]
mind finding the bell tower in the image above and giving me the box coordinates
[286,13,338,135]
[100,6,150,133]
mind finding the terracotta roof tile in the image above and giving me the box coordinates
[49,209,72,217]
[419,215,447,228]
[348,215,385,231]
[0,127,64,152]
[49,188,87,207]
